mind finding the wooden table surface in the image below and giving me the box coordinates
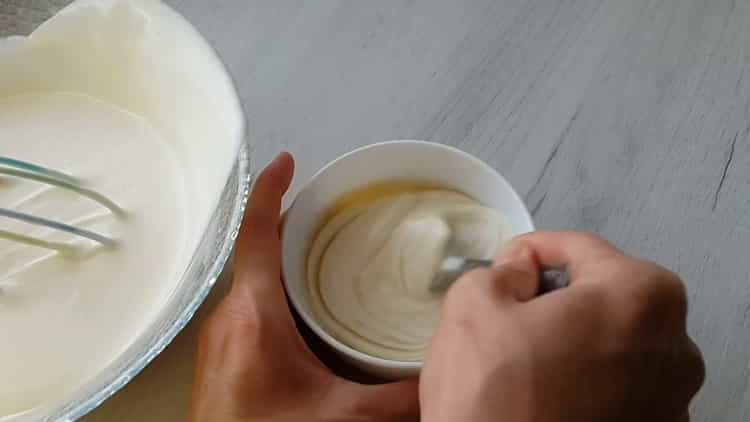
[3,0,749,421]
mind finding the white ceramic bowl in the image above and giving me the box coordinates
[281,140,534,378]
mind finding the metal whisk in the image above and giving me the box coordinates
[0,156,124,251]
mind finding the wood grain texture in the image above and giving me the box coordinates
[2,0,749,421]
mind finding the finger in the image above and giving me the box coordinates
[345,378,420,421]
[231,152,294,300]
[512,231,623,281]
[449,241,539,303]
[494,238,542,299]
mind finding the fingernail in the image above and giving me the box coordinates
[270,151,290,167]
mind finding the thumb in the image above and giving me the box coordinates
[449,239,540,304]
[493,237,542,300]
[336,378,420,421]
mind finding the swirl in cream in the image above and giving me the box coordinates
[307,188,512,361]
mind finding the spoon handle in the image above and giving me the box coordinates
[431,257,570,294]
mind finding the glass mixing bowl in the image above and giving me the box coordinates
[31,146,251,422]
[0,1,253,420]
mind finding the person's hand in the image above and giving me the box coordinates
[420,232,705,422]
[188,153,419,422]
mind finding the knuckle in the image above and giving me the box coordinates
[681,337,706,392]
[639,263,687,310]
[212,299,278,348]
[450,268,494,292]
[445,267,523,317]
[217,297,264,326]
[572,231,617,252]
[662,271,689,316]
[612,262,688,333]
[689,348,707,391]
[448,266,533,305]
[495,264,538,300]
[577,231,606,244]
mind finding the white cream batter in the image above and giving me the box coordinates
[307,189,512,361]
[0,91,190,416]
[0,0,243,417]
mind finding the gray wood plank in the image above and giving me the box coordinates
[2,0,749,420]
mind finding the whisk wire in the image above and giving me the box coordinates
[0,156,122,249]
[0,167,124,216]
[0,208,116,247]
[0,229,78,252]
[0,156,79,185]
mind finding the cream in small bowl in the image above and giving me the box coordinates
[282,141,533,378]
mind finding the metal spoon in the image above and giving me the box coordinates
[430,256,570,294]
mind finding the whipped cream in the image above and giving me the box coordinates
[0,91,190,416]
[307,189,512,360]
